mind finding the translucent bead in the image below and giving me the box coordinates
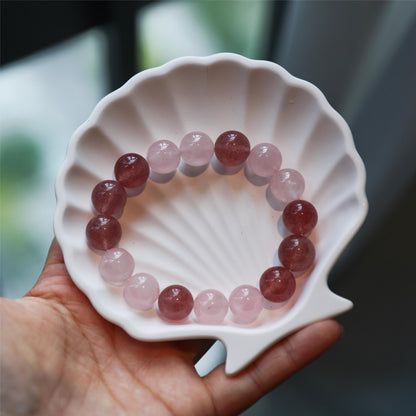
[194,289,228,324]
[278,235,315,272]
[180,131,214,166]
[158,285,194,321]
[247,143,282,177]
[123,273,160,311]
[229,285,263,324]
[214,130,250,167]
[114,153,149,188]
[99,248,134,286]
[283,200,318,235]
[260,266,296,303]
[147,140,180,174]
[86,215,121,251]
[91,180,127,216]
[270,169,305,203]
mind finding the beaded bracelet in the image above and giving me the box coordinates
[85,131,318,325]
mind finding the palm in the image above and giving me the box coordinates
[1,240,342,416]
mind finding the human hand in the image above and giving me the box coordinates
[0,239,342,416]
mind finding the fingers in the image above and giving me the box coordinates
[29,239,68,292]
[203,319,342,415]
[43,238,65,268]
[173,339,216,364]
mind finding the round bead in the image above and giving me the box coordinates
[278,235,316,272]
[147,140,180,174]
[86,215,121,251]
[180,131,214,166]
[91,180,127,216]
[114,153,149,188]
[270,169,305,203]
[214,130,251,167]
[99,248,134,286]
[260,266,296,303]
[158,285,194,321]
[194,289,228,324]
[229,285,263,324]
[283,200,318,235]
[247,143,282,177]
[123,273,160,310]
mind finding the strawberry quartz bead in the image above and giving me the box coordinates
[194,289,228,324]
[124,273,160,311]
[260,266,296,303]
[147,140,181,174]
[214,130,250,167]
[283,200,318,235]
[158,285,194,321]
[91,180,127,216]
[99,248,134,286]
[229,285,263,324]
[180,131,214,166]
[247,143,282,177]
[270,168,305,203]
[86,215,121,251]
[114,153,149,188]
[278,235,315,272]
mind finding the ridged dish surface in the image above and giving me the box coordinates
[54,53,368,374]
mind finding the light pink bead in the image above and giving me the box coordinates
[99,248,134,286]
[123,273,160,311]
[147,140,180,174]
[229,285,263,324]
[194,289,228,324]
[270,168,305,203]
[180,131,214,166]
[247,143,282,177]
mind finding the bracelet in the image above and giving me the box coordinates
[85,131,318,325]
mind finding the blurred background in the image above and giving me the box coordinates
[1,1,415,414]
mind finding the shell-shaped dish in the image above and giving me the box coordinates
[54,53,368,374]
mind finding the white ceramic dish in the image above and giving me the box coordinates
[54,53,368,374]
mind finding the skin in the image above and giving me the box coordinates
[0,239,342,416]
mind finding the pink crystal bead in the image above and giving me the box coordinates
[180,131,214,166]
[215,130,251,167]
[99,248,134,286]
[229,285,263,324]
[194,289,228,324]
[86,215,121,251]
[91,180,127,216]
[147,140,180,174]
[260,266,296,303]
[283,200,318,235]
[247,143,282,177]
[114,153,149,188]
[158,285,194,321]
[278,235,316,272]
[270,168,305,203]
[123,273,160,310]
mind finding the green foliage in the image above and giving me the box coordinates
[138,0,271,70]
[193,0,269,58]
[0,132,42,187]
[0,131,43,296]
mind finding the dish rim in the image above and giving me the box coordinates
[54,52,368,342]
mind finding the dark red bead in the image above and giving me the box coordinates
[114,153,149,188]
[283,200,318,235]
[278,235,315,272]
[158,285,194,321]
[214,130,250,166]
[86,215,121,251]
[260,266,296,303]
[91,180,127,216]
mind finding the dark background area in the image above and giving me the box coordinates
[1,1,415,415]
